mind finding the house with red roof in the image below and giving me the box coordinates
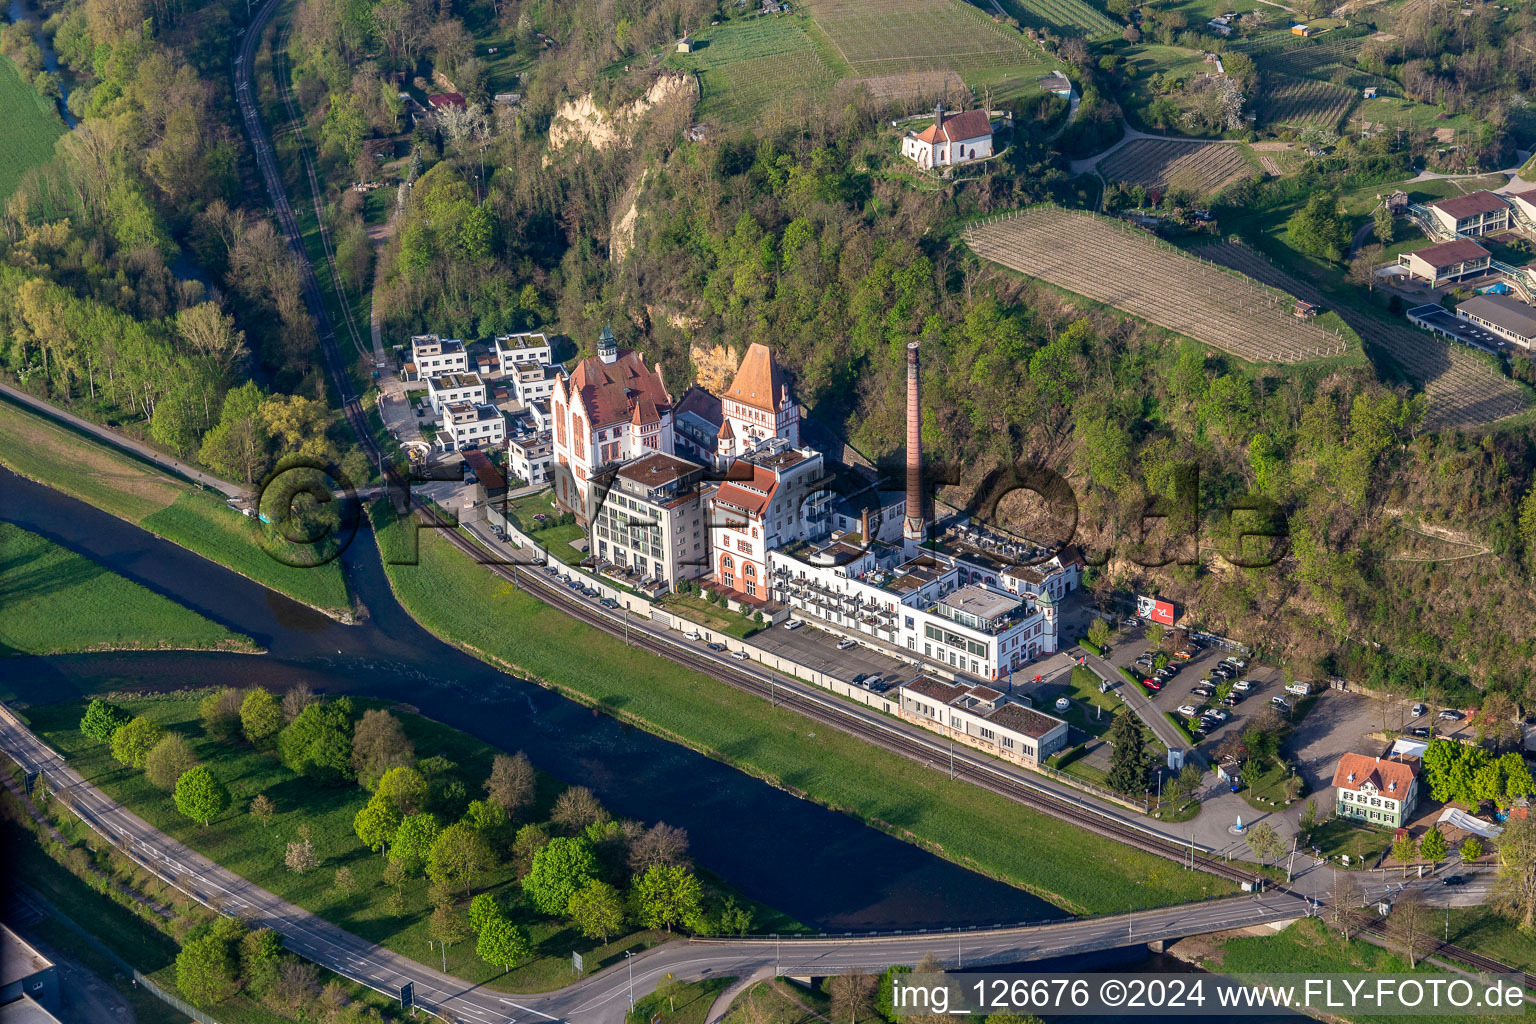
[1332,752,1420,829]
[900,105,993,170]
[550,325,675,523]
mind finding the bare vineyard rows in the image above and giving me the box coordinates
[966,208,1350,364]
[1199,243,1530,429]
[808,0,1052,75]
[1262,74,1355,129]
[1098,139,1253,196]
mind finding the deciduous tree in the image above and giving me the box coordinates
[80,699,130,742]
[250,793,276,826]
[111,716,163,769]
[1491,815,1536,932]
[429,821,495,895]
[175,765,230,826]
[633,864,702,933]
[376,765,429,815]
[391,812,442,874]
[351,709,415,789]
[568,879,625,943]
[522,836,598,915]
[551,785,608,835]
[240,687,283,747]
[829,971,878,1024]
[627,822,690,874]
[485,751,535,819]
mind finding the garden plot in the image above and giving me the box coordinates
[966,207,1351,364]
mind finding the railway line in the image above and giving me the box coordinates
[231,0,1535,996]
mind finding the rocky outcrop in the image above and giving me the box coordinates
[548,72,698,154]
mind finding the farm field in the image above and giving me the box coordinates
[1198,242,1531,428]
[0,55,66,202]
[1097,138,1254,197]
[666,16,844,124]
[850,70,968,105]
[1255,35,1365,75]
[965,207,1352,364]
[1261,74,1356,129]
[805,0,1054,83]
[993,0,1117,39]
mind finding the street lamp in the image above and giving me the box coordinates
[625,950,634,1008]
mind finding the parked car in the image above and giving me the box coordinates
[1408,727,1431,738]
[543,566,558,576]
[871,682,892,693]
[1411,703,1427,718]
[1121,616,1140,629]
[706,642,724,652]
[1271,697,1291,711]
[784,619,804,630]
[1438,709,1463,721]
[1441,875,1466,887]
[1232,679,1254,691]
[1177,704,1198,717]
[600,598,619,609]
[865,676,883,688]
[1156,668,1176,680]
[583,587,599,598]
[852,673,868,685]
[836,639,857,651]
[685,631,702,641]
[1141,678,1163,691]
[729,649,750,660]
[1225,657,1248,670]
[1220,696,1240,707]
[1204,709,1230,722]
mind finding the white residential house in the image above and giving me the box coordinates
[900,106,993,170]
[440,402,506,451]
[1424,191,1511,237]
[1332,752,1419,829]
[711,441,829,603]
[426,372,487,414]
[510,362,560,405]
[495,332,553,373]
[410,335,469,378]
[509,432,553,486]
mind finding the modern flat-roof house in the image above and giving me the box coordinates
[588,451,710,591]
[1332,752,1419,829]
[1455,293,1536,349]
[901,106,993,170]
[1,924,58,1015]
[1508,188,1536,226]
[440,401,505,451]
[510,362,560,405]
[495,332,552,372]
[896,675,1068,767]
[1397,239,1492,287]
[427,372,487,414]
[410,335,469,378]
[1424,191,1510,237]
[509,431,553,486]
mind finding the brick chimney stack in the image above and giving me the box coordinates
[903,342,924,544]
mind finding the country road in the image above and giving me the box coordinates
[1,701,1319,1024]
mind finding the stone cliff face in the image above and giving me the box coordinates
[547,72,698,154]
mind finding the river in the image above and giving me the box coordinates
[6,0,76,126]
[0,467,1067,932]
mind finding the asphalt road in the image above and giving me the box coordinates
[0,703,1316,1024]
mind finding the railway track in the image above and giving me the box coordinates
[234,4,1535,988]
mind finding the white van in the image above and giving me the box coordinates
[1285,682,1312,696]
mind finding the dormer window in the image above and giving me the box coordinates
[1347,772,1355,783]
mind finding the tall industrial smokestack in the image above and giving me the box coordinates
[903,342,924,544]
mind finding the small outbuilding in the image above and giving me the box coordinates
[676,35,694,52]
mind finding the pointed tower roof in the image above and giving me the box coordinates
[725,343,788,415]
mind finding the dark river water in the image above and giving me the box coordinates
[0,467,1067,931]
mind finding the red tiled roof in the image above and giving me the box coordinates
[1406,238,1490,269]
[912,109,992,146]
[1332,752,1417,795]
[631,395,661,425]
[725,343,788,414]
[713,464,777,516]
[567,350,672,430]
[1510,188,1536,206]
[428,92,467,109]
[1428,191,1508,219]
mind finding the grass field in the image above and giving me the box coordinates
[0,55,65,202]
[0,523,256,656]
[721,978,832,1024]
[1206,917,1514,1024]
[371,500,1234,914]
[993,0,1117,39]
[966,207,1354,365]
[667,16,845,125]
[0,398,352,615]
[805,0,1057,99]
[23,692,697,993]
[1444,908,1536,974]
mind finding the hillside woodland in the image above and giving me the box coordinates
[3,0,1535,710]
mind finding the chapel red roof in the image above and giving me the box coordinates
[567,350,672,430]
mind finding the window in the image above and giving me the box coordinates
[745,563,756,577]
[722,555,734,570]
[723,573,734,588]
[979,727,994,741]
[746,581,756,596]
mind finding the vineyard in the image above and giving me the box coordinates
[965,208,1352,364]
[997,0,1118,38]
[806,0,1053,77]
[1257,36,1365,77]
[1199,242,1531,429]
[669,17,842,123]
[852,70,967,103]
[1097,139,1254,197]
[1261,74,1356,130]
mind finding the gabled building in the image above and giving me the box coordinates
[900,106,993,170]
[1424,191,1510,238]
[711,441,828,601]
[550,326,675,523]
[1332,752,1419,829]
[1397,239,1492,287]
[718,343,800,460]
[896,675,1068,766]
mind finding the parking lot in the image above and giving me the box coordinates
[751,620,911,687]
